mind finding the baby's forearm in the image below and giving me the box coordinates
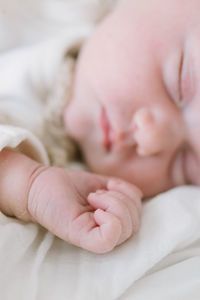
[0,148,44,221]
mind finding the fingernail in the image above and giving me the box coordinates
[89,190,105,198]
[96,189,106,195]
[108,179,122,186]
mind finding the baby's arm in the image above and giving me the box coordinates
[0,148,142,253]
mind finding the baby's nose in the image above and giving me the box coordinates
[131,107,184,157]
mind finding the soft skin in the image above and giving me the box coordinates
[64,0,200,197]
[0,148,142,253]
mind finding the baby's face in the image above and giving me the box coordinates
[64,0,200,197]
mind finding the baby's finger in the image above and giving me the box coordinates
[107,179,142,213]
[86,209,122,253]
[107,179,142,230]
[69,210,122,253]
[88,190,133,243]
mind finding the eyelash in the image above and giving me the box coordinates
[176,51,184,107]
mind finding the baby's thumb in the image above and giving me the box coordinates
[92,209,122,253]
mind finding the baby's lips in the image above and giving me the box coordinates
[100,107,112,151]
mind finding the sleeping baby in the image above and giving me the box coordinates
[0,0,199,253]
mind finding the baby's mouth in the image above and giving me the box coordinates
[100,107,137,153]
[100,107,112,151]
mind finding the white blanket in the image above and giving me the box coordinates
[0,186,200,300]
[0,1,200,299]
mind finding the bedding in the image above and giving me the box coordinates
[0,186,200,300]
[0,0,200,299]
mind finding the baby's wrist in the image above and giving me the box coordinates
[0,148,43,222]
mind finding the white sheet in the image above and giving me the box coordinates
[0,186,200,299]
[0,1,200,299]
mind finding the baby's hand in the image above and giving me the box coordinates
[86,179,142,252]
[27,167,142,253]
